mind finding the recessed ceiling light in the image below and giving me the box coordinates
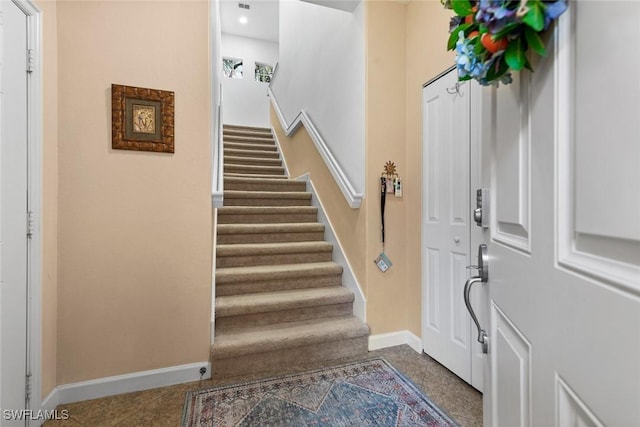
[239,16,248,24]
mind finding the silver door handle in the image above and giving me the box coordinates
[464,276,488,354]
[464,244,488,354]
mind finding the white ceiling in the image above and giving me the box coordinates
[220,0,279,43]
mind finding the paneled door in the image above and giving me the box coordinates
[422,69,484,391]
[477,3,640,425]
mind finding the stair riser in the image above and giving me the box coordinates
[224,165,285,176]
[217,213,318,224]
[224,149,280,159]
[224,174,288,180]
[217,231,325,245]
[215,275,343,296]
[224,182,306,192]
[224,156,283,166]
[224,131,273,139]
[224,142,278,152]
[223,198,312,207]
[223,126,271,133]
[216,303,353,333]
[216,252,333,268]
[211,336,369,379]
[224,136,275,144]
[223,125,270,132]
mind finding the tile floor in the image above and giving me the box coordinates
[44,345,482,426]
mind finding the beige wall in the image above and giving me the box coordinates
[364,0,409,334]
[56,0,211,384]
[273,0,454,338]
[39,0,59,397]
[366,0,453,337]
[404,0,455,335]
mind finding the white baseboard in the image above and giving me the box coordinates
[43,361,211,406]
[369,331,423,354]
[41,388,59,413]
[270,127,291,178]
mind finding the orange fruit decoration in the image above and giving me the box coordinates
[481,33,508,54]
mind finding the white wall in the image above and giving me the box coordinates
[271,0,365,194]
[221,33,278,128]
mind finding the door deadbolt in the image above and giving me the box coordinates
[474,188,489,228]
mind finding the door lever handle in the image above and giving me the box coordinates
[464,276,488,354]
[463,244,489,354]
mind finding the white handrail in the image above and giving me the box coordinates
[268,86,363,209]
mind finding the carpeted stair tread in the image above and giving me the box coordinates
[224,172,289,180]
[223,126,272,136]
[217,241,333,257]
[218,222,324,235]
[224,135,276,144]
[224,177,306,192]
[224,141,278,152]
[211,316,369,359]
[224,164,286,175]
[224,129,272,137]
[217,222,324,244]
[215,262,343,284]
[223,190,312,207]
[216,287,354,317]
[217,206,318,224]
[223,124,271,133]
[224,155,283,166]
[224,129,273,138]
[224,190,310,200]
[224,148,280,159]
[215,262,343,296]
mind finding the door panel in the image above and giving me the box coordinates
[1,0,29,419]
[491,302,531,427]
[483,2,640,426]
[492,71,530,253]
[556,2,640,291]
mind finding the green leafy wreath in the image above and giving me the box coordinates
[444,0,568,85]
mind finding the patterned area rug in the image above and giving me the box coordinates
[182,358,458,426]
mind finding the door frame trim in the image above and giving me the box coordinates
[2,0,44,414]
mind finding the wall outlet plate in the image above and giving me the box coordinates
[374,252,392,272]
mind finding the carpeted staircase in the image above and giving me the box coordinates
[210,124,370,378]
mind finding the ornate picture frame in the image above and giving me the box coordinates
[111,84,175,153]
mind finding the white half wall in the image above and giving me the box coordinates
[221,33,278,128]
[212,0,223,206]
[271,0,365,195]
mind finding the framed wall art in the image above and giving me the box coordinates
[111,84,175,153]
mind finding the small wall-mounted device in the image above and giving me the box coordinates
[394,178,402,198]
[474,188,489,228]
[374,252,393,273]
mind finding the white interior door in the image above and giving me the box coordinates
[422,70,483,391]
[1,0,29,421]
[479,3,640,425]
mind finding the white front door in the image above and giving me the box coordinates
[477,3,640,425]
[1,0,30,422]
[422,70,484,391]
